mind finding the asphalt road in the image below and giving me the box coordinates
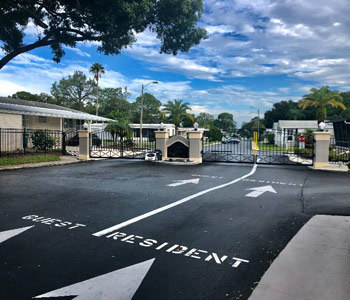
[0,160,349,300]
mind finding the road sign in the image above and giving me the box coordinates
[298,136,306,143]
[167,178,200,187]
[34,258,155,300]
[245,185,277,198]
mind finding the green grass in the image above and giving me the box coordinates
[0,155,61,166]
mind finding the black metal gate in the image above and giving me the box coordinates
[90,128,156,159]
[202,130,314,166]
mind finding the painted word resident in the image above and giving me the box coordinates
[100,231,249,269]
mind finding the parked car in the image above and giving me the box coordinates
[66,133,101,146]
[222,137,241,144]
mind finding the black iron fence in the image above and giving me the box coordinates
[0,128,63,157]
[90,128,156,159]
[202,130,314,165]
[329,137,350,164]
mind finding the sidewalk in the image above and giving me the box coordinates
[309,163,348,172]
[249,215,350,300]
[0,156,80,171]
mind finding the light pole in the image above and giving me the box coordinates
[140,81,158,144]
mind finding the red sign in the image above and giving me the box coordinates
[298,136,306,142]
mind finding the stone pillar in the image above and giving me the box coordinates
[78,130,91,161]
[313,132,331,168]
[155,131,169,160]
[188,131,203,163]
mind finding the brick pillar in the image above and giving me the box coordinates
[313,132,331,168]
[188,131,203,163]
[78,130,91,161]
[155,131,169,160]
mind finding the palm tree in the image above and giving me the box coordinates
[89,63,105,116]
[162,99,193,135]
[298,86,345,122]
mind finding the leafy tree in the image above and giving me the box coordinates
[133,93,162,123]
[11,91,56,104]
[51,71,96,111]
[89,63,105,116]
[286,107,305,120]
[97,87,133,120]
[162,99,193,135]
[0,0,207,69]
[239,117,265,138]
[298,86,346,122]
[196,112,214,128]
[214,112,236,133]
[207,126,223,142]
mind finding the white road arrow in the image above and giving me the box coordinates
[34,258,155,300]
[245,185,277,198]
[167,178,200,187]
[0,226,34,244]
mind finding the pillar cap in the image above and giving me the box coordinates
[314,131,331,141]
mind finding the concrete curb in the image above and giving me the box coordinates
[308,164,348,173]
[249,215,350,300]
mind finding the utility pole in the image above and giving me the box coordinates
[139,81,158,144]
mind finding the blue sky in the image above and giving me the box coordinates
[1,0,349,126]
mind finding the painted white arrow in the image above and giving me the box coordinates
[34,258,155,300]
[0,226,34,244]
[167,178,200,187]
[245,185,277,198]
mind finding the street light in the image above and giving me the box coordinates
[193,122,199,131]
[140,81,158,144]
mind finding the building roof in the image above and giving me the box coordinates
[0,97,111,122]
[130,123,175,129]
[277,120,318,129]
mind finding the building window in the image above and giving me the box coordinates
[38,116,48,123]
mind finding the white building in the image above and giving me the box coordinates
[272,120,333,146]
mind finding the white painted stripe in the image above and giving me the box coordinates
[93,164,258,237]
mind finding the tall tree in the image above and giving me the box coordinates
[98,87,133,120]
[0,0,207,69]
[133,93,162,123]
[196,112,214,128]
[51,71,96,111]
[89,63,105,116]
[162,99,193,134]
[214,112,236,133]
[298,86,346,122]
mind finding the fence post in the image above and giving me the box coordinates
[23,128,27,155]
[0,128,1,157]
[62,131,66,155]
[155,130,169,160]
[78,130,91,160]
[313,132,331,168]
[188,131,203,163]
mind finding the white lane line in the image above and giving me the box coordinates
[93,164,258,237]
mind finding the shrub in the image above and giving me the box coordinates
[265,133,275,144]
[31,130,55,150]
